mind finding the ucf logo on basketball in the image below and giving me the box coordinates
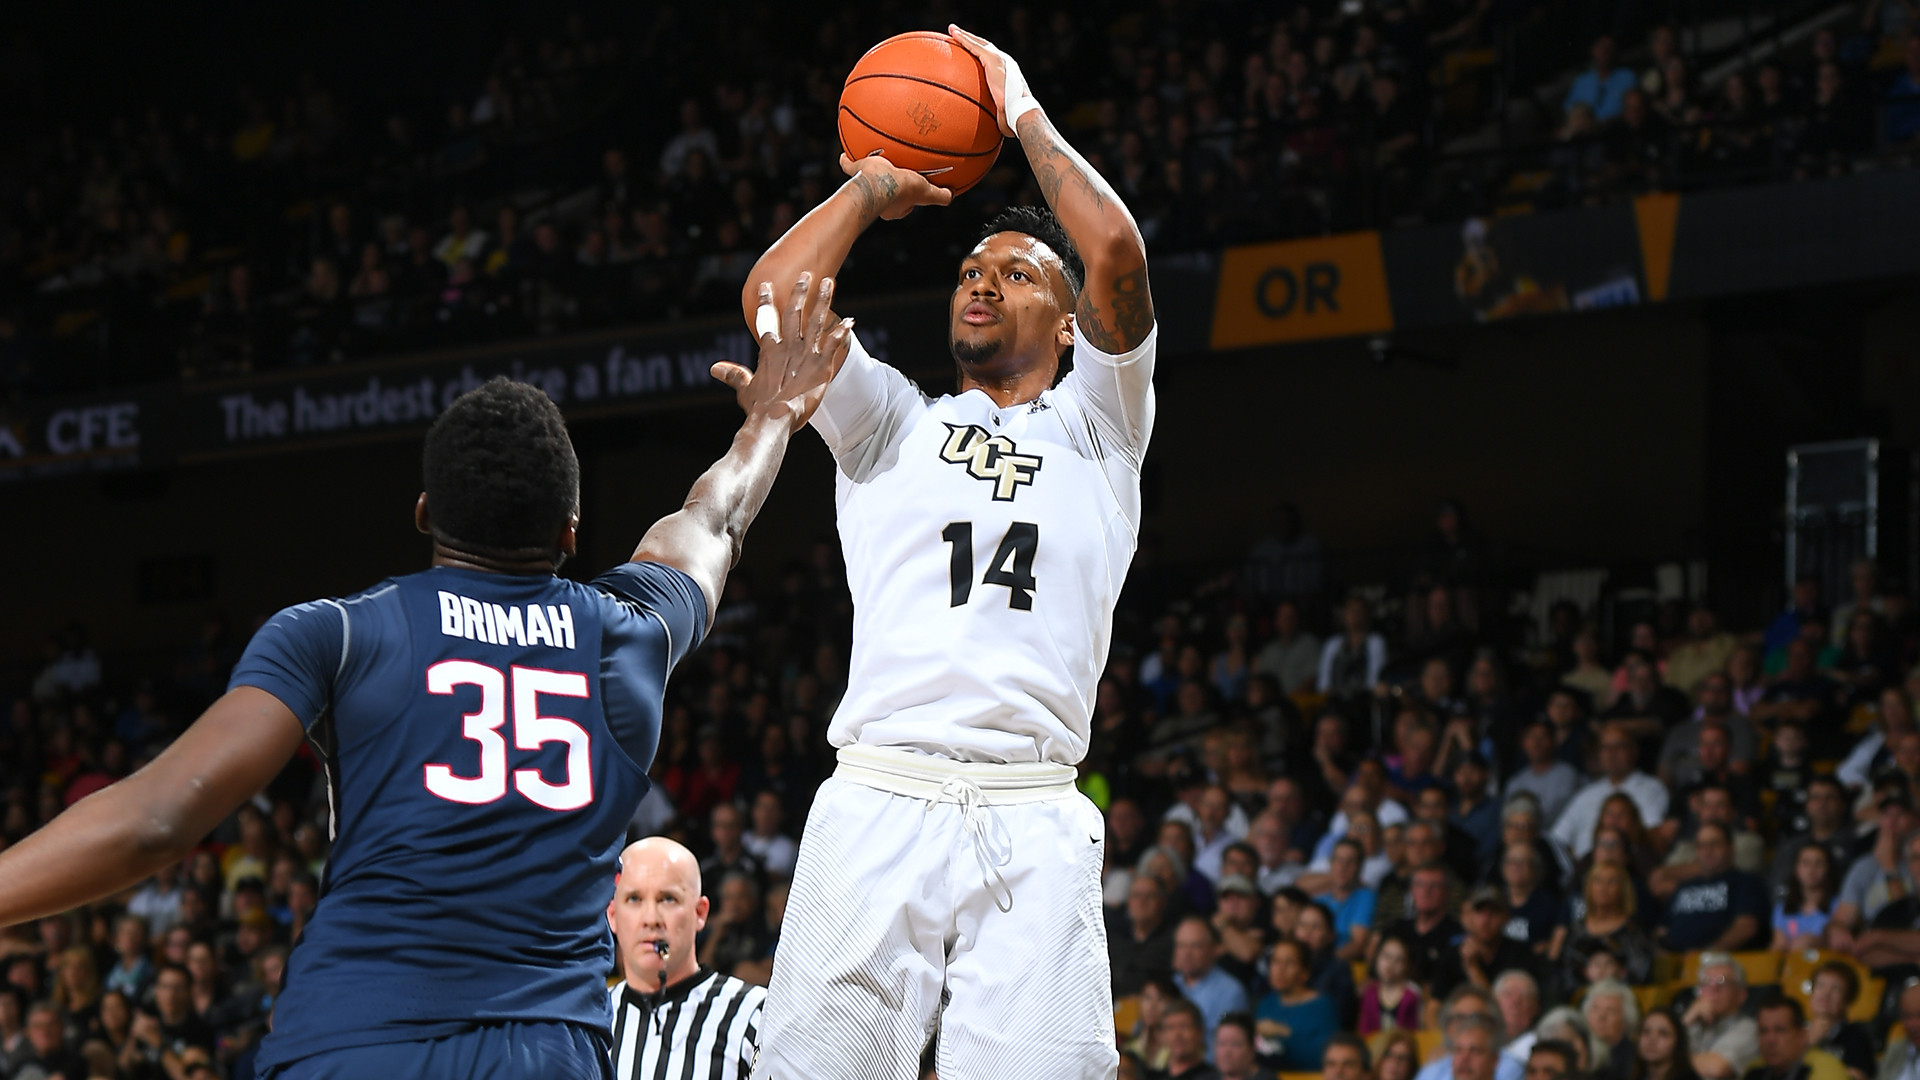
[939,423,1043,501]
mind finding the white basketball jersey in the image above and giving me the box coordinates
[809,326,1157,765]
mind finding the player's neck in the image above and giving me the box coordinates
[430,540,557,576]
[958,369,1051,409]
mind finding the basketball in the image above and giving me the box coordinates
[838,31,1003,196]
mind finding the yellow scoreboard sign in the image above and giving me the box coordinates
[1209,232,1395,349]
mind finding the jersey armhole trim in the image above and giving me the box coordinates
[320,598,350,680]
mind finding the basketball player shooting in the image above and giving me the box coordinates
[743,26,1154,1080]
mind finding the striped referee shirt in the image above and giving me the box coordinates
[608,968,765,1080]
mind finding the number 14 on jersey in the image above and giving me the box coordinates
[942,521,1039,610]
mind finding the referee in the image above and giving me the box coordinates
[606,837,765,1080]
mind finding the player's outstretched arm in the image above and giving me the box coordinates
[640,273,853,624]
[952,25,1156,355]
[0,686,305,928]
[737,155,950,333]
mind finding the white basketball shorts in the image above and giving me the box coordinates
[751,744,1118,1080]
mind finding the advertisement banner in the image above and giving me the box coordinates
[1209,232,1393,349]
[1380,203,1648,328]
[0,294,951,484]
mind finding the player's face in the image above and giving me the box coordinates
[608,871,707,988]
[950,232,1072,378]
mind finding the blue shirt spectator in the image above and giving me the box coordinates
[1564,36,1640,121]
[1173,917,1252,1059]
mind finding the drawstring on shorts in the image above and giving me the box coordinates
[927,775,1016,912]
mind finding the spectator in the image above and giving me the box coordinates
[696,870,770,977]
[1506,721,1582,827]
[697,801,762,903]
[1530,1041,1581,1080]
[1561,862,1656,988]
[1423,1006,1519,1080]
[1552,726,1670,858]
[1219,1011,1282,1080]
[1831,789,1919,949]
[1667,608,1738,701]
[741,790,797,879]
[1255,938,1337,1071]
[1162,998,1220,1080]
[1804,961,1875,1080]
[1600,653,1691,764]
[1658,822,1768,951]
[1494,970,1543,1060]
[1250,809,1307,894]
[1653,783,1766,893]
[1320,597,1389,700]
[1680,954,1760,1080]
[1292,901,1358,1024]
[1213,875,1269,989]
[1770,778,1858,904]
[104,914,155,1001]
[1660,676,1760,788]
[1565,37,1639,122]
[1112,875,1177,997]
[1430,887,1533,1005]
[14,1001,84,1080]
[1312,838,1378,960]
[1583,980,1642,1080]
[1499,843,1562,955]
[1771,841,1840,950]
[1453,756,1503,867]
[1378,862,1464,987]
[1380,1031,1425,1080]
[1174,916,1251,1057]
[1359,934,1423,1035]
[1744,999,1841,1080]
[1254,600,1322,696]
[1327,1033,1377,1080]
[1638,1009,1700,1080]
[1125,978,1181,1072]
[1876,980,1920,1080]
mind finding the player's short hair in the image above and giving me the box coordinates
[422,377,579,558]
[980,205,1083,299]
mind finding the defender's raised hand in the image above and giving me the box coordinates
[711,273,853,431]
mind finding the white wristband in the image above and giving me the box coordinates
[1005,94,1041,131]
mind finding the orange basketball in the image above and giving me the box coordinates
[838,32,1003,196]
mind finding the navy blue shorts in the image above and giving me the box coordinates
[259,1020,610,1080]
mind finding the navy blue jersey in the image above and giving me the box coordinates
[229,562,704,1071]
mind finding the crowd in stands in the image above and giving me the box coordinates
[5,1,1919,400]
[8,493,1920,1080]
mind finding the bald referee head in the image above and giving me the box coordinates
[608,838,708,993]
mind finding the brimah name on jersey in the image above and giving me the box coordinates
[437,591,577,649]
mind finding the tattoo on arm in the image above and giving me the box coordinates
[1018,113,1154,353]
[1077,267,1154,353]
[1020,121,1110,214]
[848,170,898,226]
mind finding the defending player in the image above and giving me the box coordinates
[742,27,1154,1080]
[0,274,849,1079]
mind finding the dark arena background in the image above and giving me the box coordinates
[5,0,1920,1077]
